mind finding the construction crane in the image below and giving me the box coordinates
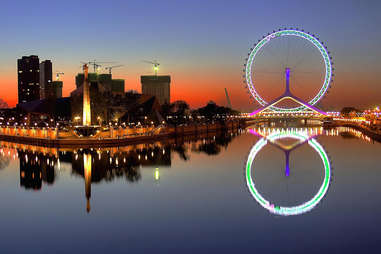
[104,65,124,75]
[82,60,116,73]
[225,88,232,109]
[143,60,160,76]
[55,72,64,81]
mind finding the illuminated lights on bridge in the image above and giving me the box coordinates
[247,126,373,143]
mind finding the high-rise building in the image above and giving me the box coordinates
[17,55,40,104]
[39,60,52,99]
[141,75,170,105]
[51,81,63,98]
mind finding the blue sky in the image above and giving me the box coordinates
[0,0,380,110]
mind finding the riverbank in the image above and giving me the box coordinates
[0,120,244,148]
[324,120,381,142]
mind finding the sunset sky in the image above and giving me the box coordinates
[0,0,380,111]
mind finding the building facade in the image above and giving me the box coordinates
[51,81,63,98]
[17,55,40,104]
[39,60,52,99]
[141,75,170,105]
[75,73,124,95]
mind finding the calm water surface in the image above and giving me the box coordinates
[0,127,380,253]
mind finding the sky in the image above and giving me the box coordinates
[0,0,380,111]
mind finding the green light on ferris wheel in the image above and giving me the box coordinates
[245,29,333,112]
[245,130,331,216]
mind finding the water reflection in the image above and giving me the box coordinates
[19,150,56,190]
[0,131,241,212]
[0,126,376,215]
[246,128,332,216]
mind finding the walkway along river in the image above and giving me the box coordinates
[0,120,244,148]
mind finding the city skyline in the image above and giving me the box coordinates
[0,0,380,111]
[1,2,381,253]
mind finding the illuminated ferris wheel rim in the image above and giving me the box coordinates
[245,131,331,216]
[245,29,333,112]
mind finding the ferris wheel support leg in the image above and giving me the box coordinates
[285,150,290,177]
[250,94,327,116]
[250,95,286,116]
[287,95,327,116]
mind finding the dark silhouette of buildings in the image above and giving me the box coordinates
[40,60,63,99]
[141,75,170,105]
[51,81,63,99]
[17,97,71,120]
[17,55,40,104]
[18,150,56,190]
[18,56,63,105]
[39,60,52,99]
[75,73,125,95]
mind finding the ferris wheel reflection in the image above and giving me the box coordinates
[245,128,332,216]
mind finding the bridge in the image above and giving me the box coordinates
[241,111,330,128]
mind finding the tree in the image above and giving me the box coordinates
[341,107,361,117]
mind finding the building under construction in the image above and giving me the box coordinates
[141,75,170,105]
[75,73,124,96]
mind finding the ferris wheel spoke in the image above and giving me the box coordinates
[245,28,333,110]
[254,70,283,74]
[293,71,314,75]
[285,36,291,67]
[290,55,307,70]
[262,45,286,67]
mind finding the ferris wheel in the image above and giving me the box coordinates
[244,28,334,113]
[245,129,332,216]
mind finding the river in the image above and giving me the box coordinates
[0,126,380,253]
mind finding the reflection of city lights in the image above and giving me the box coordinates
[84,154,92,213]
[154,168,160,181]
[246,129,332,216]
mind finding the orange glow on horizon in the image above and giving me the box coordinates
[0,71,380,111]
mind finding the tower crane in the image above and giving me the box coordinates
[82,60,116,73]
[104,65,124,75]
[55,72,64,81]
[143,60,160,76]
